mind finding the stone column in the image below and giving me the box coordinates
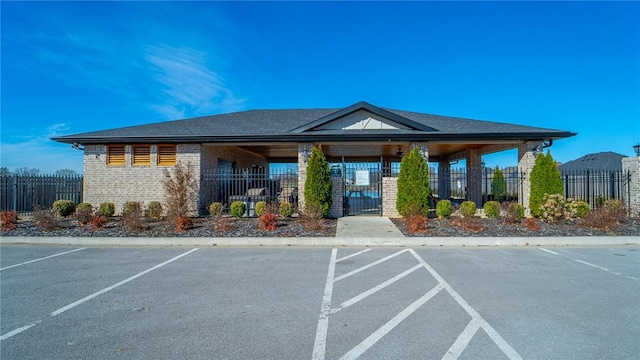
[622,156,640,217]
[518,141,542,216]
[382,177,400,218]
[466,149,482,206]
[297,142,314,212]
[438,158,451,200]
[328,177,344,218]
[410,141,429,162]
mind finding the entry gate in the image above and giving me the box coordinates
[341,160,383,216]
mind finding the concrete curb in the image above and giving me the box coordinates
[1,236,639,247]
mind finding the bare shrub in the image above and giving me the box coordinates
[0,211,19,231]
[32,206,59,232]
[259,213,278,231]
[449,216,485,233]
[76,207,94,226]
[581,201,626,231]
[299,203,325,231]
[122,201,145,232]
[213,217,235,232]
[175,215,193,233]
[524,218,540,231]
[90,215,107,230]
[406,214,428,233]
[163,162,197,223]
[502,202,524,224]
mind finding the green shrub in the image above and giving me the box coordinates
[122,201,140,216]
[279,202,294,218]
[503,202,525,223]
[436,200,453,218]
[483,201,501,218]
[76,203,93,213]
[396,147,430,217]
[98,202,115,217]
[147,201,163,219]
[530,151,563,217]
[230,201,246,218]
[491,167,507,200]
[52,200,76,217]
[303,145,332,217]
[460,201,477,218]
[255,201,268,217]
[572,200,590,218]
[209,202,223,218]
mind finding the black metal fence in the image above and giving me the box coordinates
[383,164,630,209]
[0,174,83,213]
[200,168,298,215]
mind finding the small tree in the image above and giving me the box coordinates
[530,151,563,217]
[396,147,430,216]
[303,145,332,217]
[163,162,198,222]
[490,166,506,200]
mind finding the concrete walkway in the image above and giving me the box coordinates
[335,216,405,238]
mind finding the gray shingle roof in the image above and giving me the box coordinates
[558,152,625,172]
[52,101,575,144]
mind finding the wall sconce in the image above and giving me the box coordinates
[396,147,403,157]
[634,143,640,156]
[71,142,85,151]
[302,148,309,163]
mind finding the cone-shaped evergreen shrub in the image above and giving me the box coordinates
[396,147,430,217]
[491,166,506,200]
[303,145,332,217]
[530,151,563,217]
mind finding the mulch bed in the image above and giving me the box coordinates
[391,216,640,237]
[2,216,638,238]
[2,217,337,238]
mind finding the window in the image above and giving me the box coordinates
[107,145,125,166]
[158,145,176,166]
[132,145,150,166]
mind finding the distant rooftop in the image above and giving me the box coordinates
[558,151,625,172]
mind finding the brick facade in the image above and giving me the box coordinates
[382,176,400,218]
[622,156,640,217]
[83,144,268,215]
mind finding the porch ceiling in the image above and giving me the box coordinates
[230,140,522,162]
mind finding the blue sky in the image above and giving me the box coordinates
[2,1,639,174]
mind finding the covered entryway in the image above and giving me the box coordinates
[342,159,383,216]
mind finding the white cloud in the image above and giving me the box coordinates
[0,124,83,174]
[145,45,245,119]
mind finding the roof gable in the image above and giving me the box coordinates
[558,151,625,172]
[289,101,438,133]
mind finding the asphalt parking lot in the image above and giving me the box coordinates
[1,245,638,359]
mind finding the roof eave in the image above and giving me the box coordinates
[52,131,576,145]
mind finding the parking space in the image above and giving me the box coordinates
[1,245,638,359]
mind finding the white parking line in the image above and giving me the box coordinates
[539,248,559,255]
[51,248,199,317]
[442,318,481,360]
[340,284,443,360]
[334,249,409,282]
[336,249,371,263]
[538,248,638,281]
[0,248,87,271]
[335,264,422,312]
[0,321,41,341]
[312,249,337,360]
[409,249,523,360]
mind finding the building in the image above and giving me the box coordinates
[52,101,575,217]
